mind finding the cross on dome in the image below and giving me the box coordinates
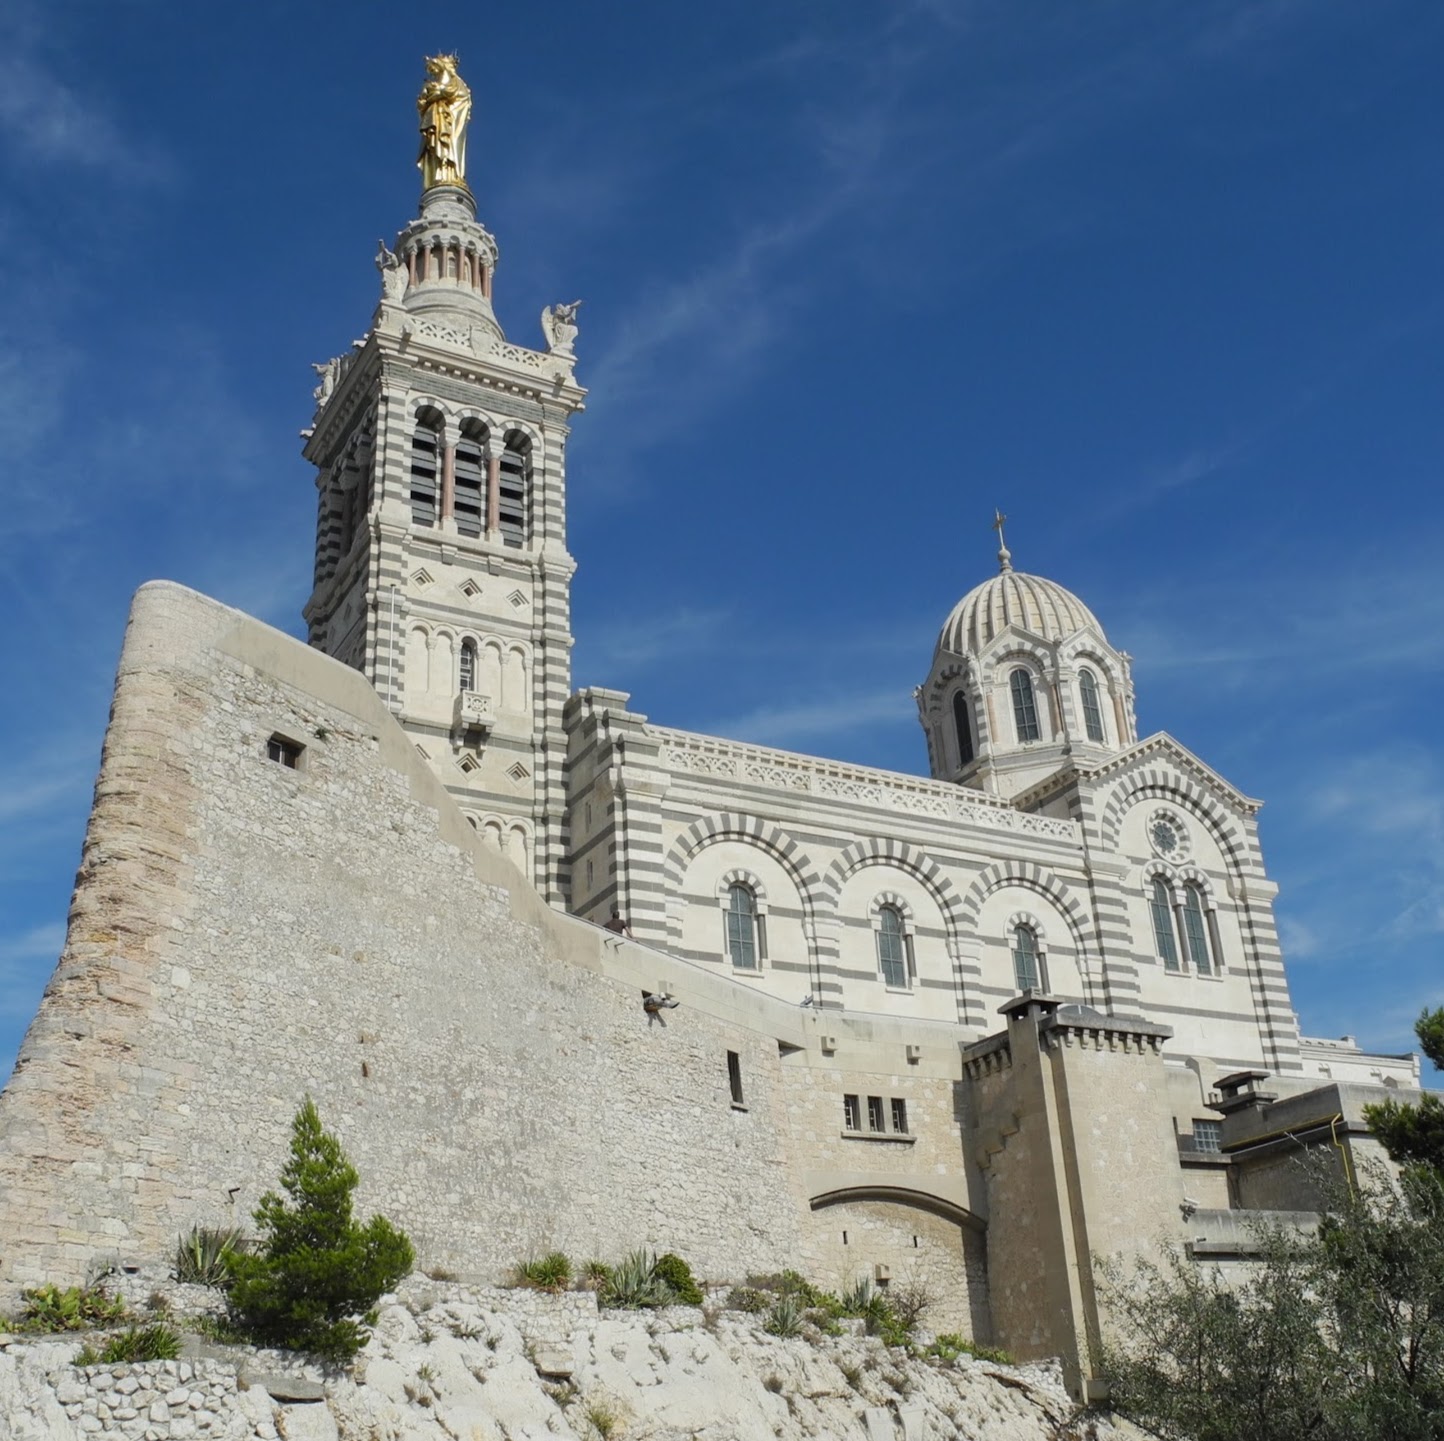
[992,509,1013,573]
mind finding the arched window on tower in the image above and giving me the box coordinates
[1150,878,1180,972]
[454,422,487,538]
[876,905,912,989]
[724,883,762,971]
[458,639,476,693]
[952,690,975,767]
[1011,923,1045,992]
[1181,882,1214,975]
[1078,667,1106,743]
[409,410,442,528]
[498,432,531,548]
[1010,668,1041,743]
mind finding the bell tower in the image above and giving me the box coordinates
[301,56,586,906]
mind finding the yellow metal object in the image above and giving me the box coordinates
[417,54,472,192]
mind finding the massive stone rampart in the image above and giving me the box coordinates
[0,584,811,1293]
[0,584,985,1324]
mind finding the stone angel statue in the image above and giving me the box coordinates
[417,54,472,191]
[540,300,582,357]
[311,358,341,405]
[374,239,408,302]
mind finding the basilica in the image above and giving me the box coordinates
[301,65,1401,1091]
[0,60,1423,1399]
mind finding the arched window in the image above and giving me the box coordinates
[409,412,442,527]
[1078,667,1105,743]
[952,691,975,767]
[1010,668,1041,743]
[453,422,487,538]
[498,432,531,548]
[1150,878,1180,972]
[1181,883,1214,975]
[876,906,911,989]
[1012,924,1044,992]
[458,639,476,693]
[724,884,760,970]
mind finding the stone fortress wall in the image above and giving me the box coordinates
[0,583,1009,1338]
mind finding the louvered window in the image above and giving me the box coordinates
[453,429,486,538]
[498,437,529,548]
[409,420,440,527]
[1079,667,1105,743]
[1011,668,1040,742]
[459,640,476,693]
[1150,878,1180,971]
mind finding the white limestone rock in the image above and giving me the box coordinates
[0,1287,1139,1441]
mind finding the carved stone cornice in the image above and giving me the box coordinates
[1013,731,1263,816]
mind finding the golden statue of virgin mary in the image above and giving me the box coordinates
[417,54,472,192]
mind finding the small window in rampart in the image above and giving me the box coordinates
[1191,1119,1222,1153]
[843,1094,861,1131]
[266,734,303,769]
[866,1095,885,1133]
[727,1050,744,1107]
[890,1098,909,1134]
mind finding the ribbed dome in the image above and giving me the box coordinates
[938,568,1103,656]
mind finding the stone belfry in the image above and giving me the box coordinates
[302,56,586,905]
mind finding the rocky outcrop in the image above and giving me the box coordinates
[0,1280,1135,1440]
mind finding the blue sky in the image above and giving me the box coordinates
[2,1,1442,1083]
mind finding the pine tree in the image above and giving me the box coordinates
[1363,1006,1444,1174]
[226,1097,413,1360]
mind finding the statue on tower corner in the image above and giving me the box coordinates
[374,239,408,302]
[541,300,582,357]
[417,54,471,192]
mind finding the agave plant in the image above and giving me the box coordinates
[174,1224,248,1286]
[763,1293,803,1338]
[601,1250,673,1309]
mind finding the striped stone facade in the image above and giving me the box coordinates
[303,184,584,906]
[564,687,1305,1073]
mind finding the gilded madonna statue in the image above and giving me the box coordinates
[417,54,472,191]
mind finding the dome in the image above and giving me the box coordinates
[937,565,1103,656]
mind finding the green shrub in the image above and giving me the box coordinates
[582,1259,612,1290]
[651,1253,703,1306]
[515,1252,573,1293]
[97,1324,182,1364]
[927,1331,1013,1365]
[224,1097,414,1360]
[600,1250,672,1309]
[16,1284,126,1334]
[175,1225,248,1286]
[585,1399,621,1440]
[805,1309,844,1336]
[187,1313,247,1344]
[727,1286,770,1313]
[73,1343,101,1367]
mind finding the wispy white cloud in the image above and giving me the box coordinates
[579,607,733,675]
[0,51,169,185]
[702,687,914,748]
[0,750,94,824]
